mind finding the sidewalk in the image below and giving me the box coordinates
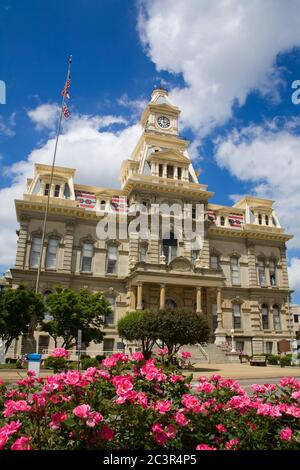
[1,363,300,384]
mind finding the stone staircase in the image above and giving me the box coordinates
[181,343,229,364]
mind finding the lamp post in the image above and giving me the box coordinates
[230,329,236,353]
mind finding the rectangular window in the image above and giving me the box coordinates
[265,341,273,354]
[191,250,199,263]
[106,245,117,274]
[105,297,115,325]
[46,238,59,270]
[30,237,42,268]
[210,255,219,270]
[44,183,50,196]
[233,303,241,329]
[294,314,299,323]
[81,243,93,272]
[167,165,173,178]
[230,257,241,285]
[258,260,266,287]
[177,167,182,180]
[262,305,269,330]
[103,339,114,354]
[235,340,244,352]
[54,185,60,197]
[212,303,218,331]
[269,260,277,286]
[159,164,163,177]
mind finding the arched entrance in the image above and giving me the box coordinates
[165,298,178,309]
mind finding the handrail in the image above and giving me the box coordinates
[198,344,209,361]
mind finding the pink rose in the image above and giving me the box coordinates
[0,420,22,438]
[196,444,217,450]
[131,352,145,362]
[99,425,115,441]
[51,348,70,358]
[181,351,192,359]
[49,412,68,430]
[86,412,103,428]
[216,424,227,433]
[73,404,91,419]
[279,427,293,441]
[3,400,31,418]
[225,438,240,450]
[157,347,169,356]
[174,411,189,426]
[154,400,172,415]
[11,436,32,450]
[0,434,8,450]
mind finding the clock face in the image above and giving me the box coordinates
[157,115,170,129]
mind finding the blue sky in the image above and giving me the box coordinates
[1,0,300,301]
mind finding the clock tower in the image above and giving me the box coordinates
[140,87,180,136]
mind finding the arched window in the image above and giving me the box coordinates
[165,298,177,309]
[162,232,177,264]
[232,303,241,329]
[45,238,59,270]
[258,214,262,225]
[262,304,269,330]
[106,245,118,274]
[220,216,225,226]
[230,256,240,285]
[258,259,266,287]
[212,303,218,332]
[54,185,60,197]
[139,243,148,262]
[81,242,93,272]
[44,183,50,196]
[30,236,42,268]
[167,165,174,178]
[64,183,71,199]
[273,305,281,331]
[210,254,219,270]
[269,259,277,286]
[106,296,115,325]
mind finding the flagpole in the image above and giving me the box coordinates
[35,55,72,295]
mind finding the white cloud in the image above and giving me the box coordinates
[138,0,300,134]
[27,103,60,131]
[288,257,300,293]
[0,113,16,136]
[0,109,141,267]
[214,119,300,250]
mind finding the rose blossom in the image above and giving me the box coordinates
[173,411,190,426]
[180,351,192,359]
[0,420,22,438]
[99,425,115,441]
[225,438,240,450]
[157,347,169,356]
[3,400,31,418]
[131,352,144,361]
[279,427,293,441]
[50,412,68,430]
[11,436,32,450]
[73,404,91,419]
[196,444,217,450]
[51,348,70,358]
[86,412,103,428]
[216,424,227,433]
[154,400,172,415]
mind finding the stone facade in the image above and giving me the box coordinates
[8,88,294,358]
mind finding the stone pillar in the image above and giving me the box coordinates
[280,245,289,288]
[137,282,143,310]
[163,164,167,178]
[15,217,29,269]
[214,287,226,345]
[130,286,136,310]
[196,287,202,314]
[174,167,178,180]
[159,284,166,310]
[247,241,257,287]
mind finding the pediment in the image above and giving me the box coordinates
[168,256,193,272]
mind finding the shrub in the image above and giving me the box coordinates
[96,355,106,362]
[267,354,279,365]
[0,354,299,450]
[280,355,292,368]
[81,357,99,370]
[43,356,68,373]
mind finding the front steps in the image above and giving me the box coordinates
[181,343,229,364]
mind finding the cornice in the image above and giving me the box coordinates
[209,225,293,242]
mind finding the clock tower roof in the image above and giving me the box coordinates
[141,88,180,132]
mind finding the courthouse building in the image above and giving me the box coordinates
[8,88,294,359]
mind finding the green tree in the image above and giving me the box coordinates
[117,310,160,359]
[0,285,45,353]
[42,288,111,349]
[156,309,209,355]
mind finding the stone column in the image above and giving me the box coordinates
[174,167,178,180]
[163,164,167,178]
[247,241,257,288]
[137,282,143,310]
[129,286,136,310]
[15,217,29,269]
[196,287,202,314]
[280,245,289,288]
[214,287,226,345]
[159,284,166,310]
[63,221,75,273]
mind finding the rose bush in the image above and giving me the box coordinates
[0,352,299,450]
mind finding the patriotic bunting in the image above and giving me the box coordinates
[228,213,244,228]
[110,196,128,213]
[206,210,216,224]
[75,190,96,209]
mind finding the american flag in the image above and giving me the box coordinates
[75,190,96,209]
[62,104,71,119]
[228,213,244,228]
[110,195,128,213]
[206,210,216,224]
[61,78,71,99]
